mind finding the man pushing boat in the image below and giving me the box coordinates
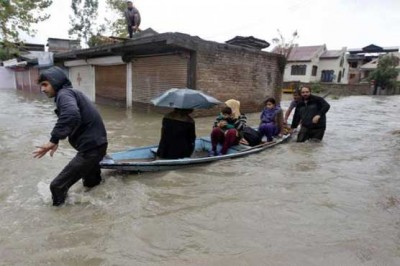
[33,67,108,206]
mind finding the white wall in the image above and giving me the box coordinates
[69,65,95,101]
[284,59,320,83]
[0,67,16,89]
[284,62,314,83]
[318,55,349,84]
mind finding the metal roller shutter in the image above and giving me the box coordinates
[95,65,126,102]
[132,54,188,103]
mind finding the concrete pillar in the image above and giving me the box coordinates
[126,62,132,108]
[91,65,96,102]
[28,69,32,92]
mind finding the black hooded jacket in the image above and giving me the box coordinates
[291,94,330,129]
[39,67,107,152]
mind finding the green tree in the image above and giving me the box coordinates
[104,0,128,37]
[69,0,100,47]
[0,43,19,61]
[369,54,400,95]
[0,0,52,60]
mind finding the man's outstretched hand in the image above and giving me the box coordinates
[33,142,58,159]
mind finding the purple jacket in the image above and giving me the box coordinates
[260,106,281,125]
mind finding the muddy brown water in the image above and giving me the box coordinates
[1,89,400,265]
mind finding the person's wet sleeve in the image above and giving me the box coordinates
[50,90,81,144]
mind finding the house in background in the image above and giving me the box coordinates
[3,38,81,92]
[347,44,399,84]
[2,42,46,92]
[319,48,348,84]
[276,45,348,84]
[280,45,325,83]
[360,52,400,82]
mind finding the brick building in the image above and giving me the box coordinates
[54,32,284,115]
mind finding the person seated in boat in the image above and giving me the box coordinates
[284,88,301,125]
[214,106,236,132]
[258,97,283,143]
[156,108,196,159]
[210,99,247,156]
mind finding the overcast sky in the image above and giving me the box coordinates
[24,0,400,51]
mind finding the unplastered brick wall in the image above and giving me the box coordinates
[196,44,283,114]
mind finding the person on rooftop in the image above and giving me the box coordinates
[124,1,141,38]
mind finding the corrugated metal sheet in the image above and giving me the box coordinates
[15,71,24,90]
[95,65,126,101]
[69,65,95,101]
[132,54,188,103]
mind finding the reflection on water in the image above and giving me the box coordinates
[1,89,400,265]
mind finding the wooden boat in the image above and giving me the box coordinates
[100,134,291,172]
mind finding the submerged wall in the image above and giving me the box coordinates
[283,82,372,96]
[0,67,16,89]
[196,43,283,116]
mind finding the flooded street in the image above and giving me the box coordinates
[1,88,400,265]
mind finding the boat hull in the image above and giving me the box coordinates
[100,135,291,172]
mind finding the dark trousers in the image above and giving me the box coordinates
[128,25,137,38]
[259,122,279,142]
[50,144,107,206]
[296,127,325,142]
[128,27,134,38]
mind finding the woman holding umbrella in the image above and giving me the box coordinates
[152,88,221,159]
[157,108,196,159]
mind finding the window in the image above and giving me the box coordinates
[321,70,335,82]
[312,65,318,76]
[291,65,307,76]
[350,62,358,68]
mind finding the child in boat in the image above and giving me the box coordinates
[258,97,283,142]
[210,100,247,156]
[213,106,235,132]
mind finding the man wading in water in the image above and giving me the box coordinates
[33,67,108,206]
[290,86,330,142]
